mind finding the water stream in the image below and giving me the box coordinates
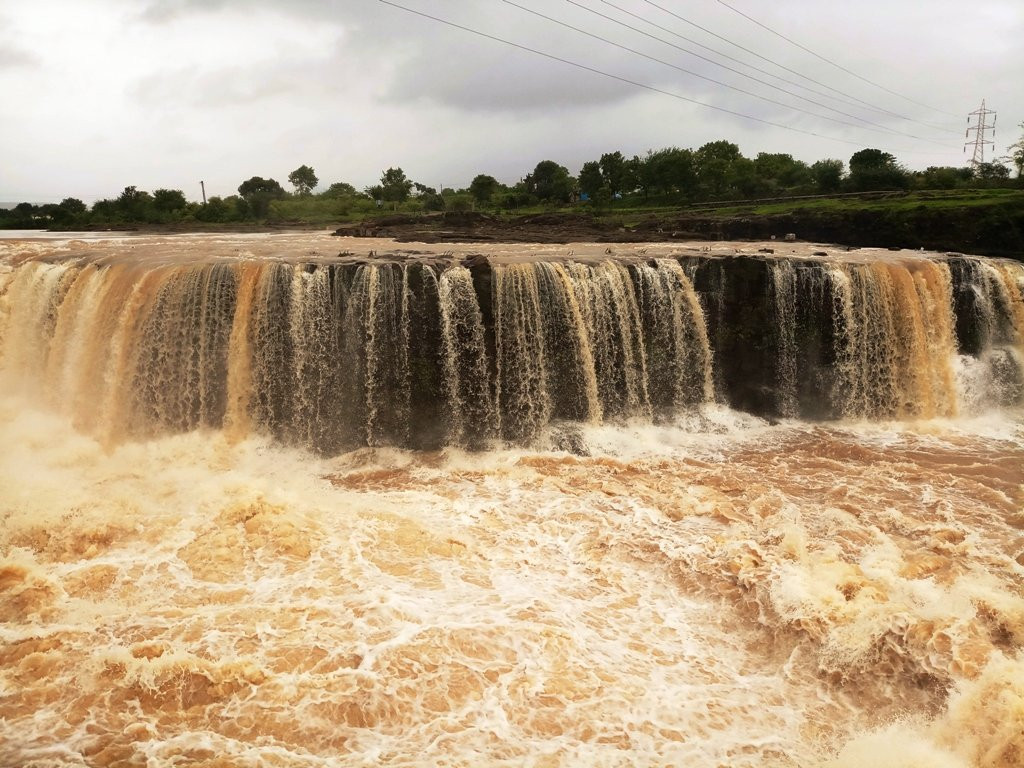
[0,234,1021,767]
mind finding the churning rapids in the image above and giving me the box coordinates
[0,232,1022,768]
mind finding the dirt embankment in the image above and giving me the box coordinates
[334,207,1024,258]
[333,212,643,244]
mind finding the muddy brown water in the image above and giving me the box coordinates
[0,233,1022,767]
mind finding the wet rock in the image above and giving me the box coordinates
[548,424,590,456]
[684,255,783,417]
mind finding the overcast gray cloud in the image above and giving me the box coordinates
[0,47,39,69]
[0,10,41,70]
[2,0,1021,202]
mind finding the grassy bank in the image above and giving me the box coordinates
[329,189,1024,259]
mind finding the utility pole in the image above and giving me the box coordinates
[200,180,207,205]
[964,100,996,169]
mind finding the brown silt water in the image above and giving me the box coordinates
[1,233,1022,767]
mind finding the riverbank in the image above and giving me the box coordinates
[18,189,1022,259]
[333,189,1024,258]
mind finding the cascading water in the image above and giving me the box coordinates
[1,236,1024,768]
[2,247,1024,451]
[764,258,966,419]
[948,257,1024,408]
[438,265,494,447]
[0,251,729,450]
[4,245,1024,452]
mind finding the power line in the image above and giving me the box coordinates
[557,0,949,144]
[595,0,960,136]
[594,0,874,114]
[713,0,960,119]
[638,0,958,133]
[502,0,952,145]
[376,0,944,156]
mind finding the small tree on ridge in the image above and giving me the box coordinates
[288,165,319,196]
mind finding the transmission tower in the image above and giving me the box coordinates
[964,100,996,168]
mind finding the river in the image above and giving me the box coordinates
[0,233,1021,767]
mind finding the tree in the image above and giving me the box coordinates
[59,197,87,215]
[238,176,285,199]
[754,153,811,190]
[224,195,247,219]
[1008,122,1024,179]
[288,165,318,195]
[421,193,446,211]
[379,167,413,207]
[810,159,844,193]
[196,196,231,222]
[849,148,896,174]
[497,183,532,211]
[590,186,613,210]
[599,151,628,195]
[50,197,87,224]
[449,195,474,212]
[732,157,771,198]
[410,183,445,211]
[637,147,695,196]
[469,174,500,206]
[90,199,119,222]
[39,203,62,223]
[117,186,154,220]
[847,149,909,191]
[916,166,969,190]
[12,202,37,226]
[237,176,286,217]
[695,140,743,197]
[321,181,357,198]
[578,161,604,198]
[974,162,1010,180]
[153,188,187,213]
[524,160,574,203]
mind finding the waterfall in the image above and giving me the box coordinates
[634,259,713,413]
[949,257,1024,408]
[1,250,1021,452]
[829,260,958,419]
[571,261,651,421]
[439,266,494,448]
[764,257,975,420]
[770,260,799,418]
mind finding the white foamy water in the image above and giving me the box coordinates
[1,396,1022,767]
[0,234,1022,767]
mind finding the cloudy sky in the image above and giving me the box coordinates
[1,0,1021,203]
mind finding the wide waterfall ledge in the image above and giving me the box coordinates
[1,233,1021,453]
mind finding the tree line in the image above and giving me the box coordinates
[3,135,1022,229]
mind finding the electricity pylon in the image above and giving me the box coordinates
[964,100,996,168]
